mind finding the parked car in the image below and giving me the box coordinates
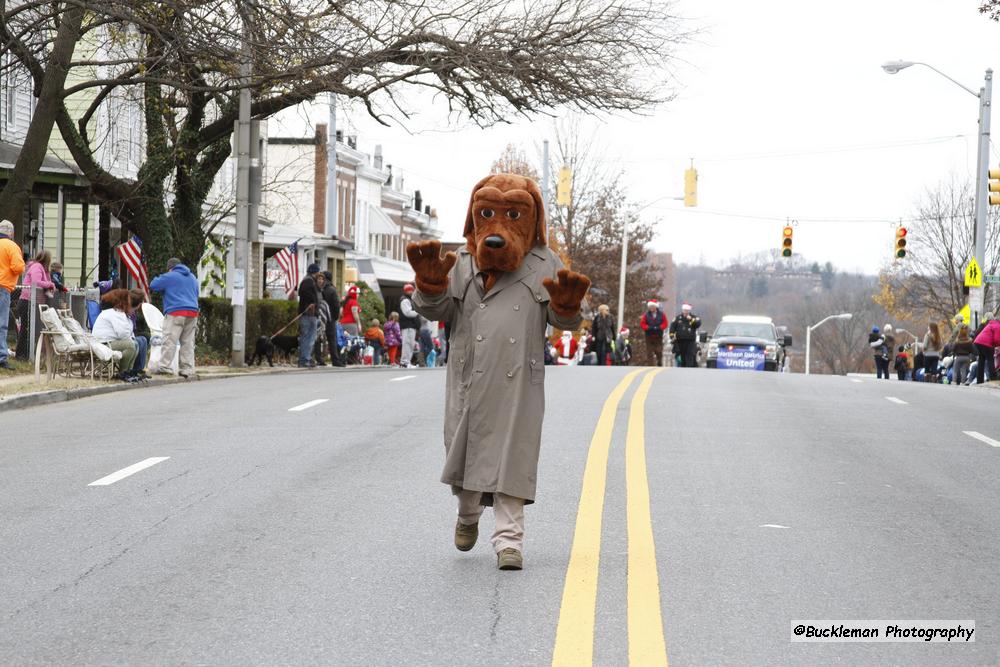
[704,315,791,371]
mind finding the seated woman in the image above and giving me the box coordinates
[92,289,141,382]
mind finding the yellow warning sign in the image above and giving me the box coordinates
[965,258,983,287]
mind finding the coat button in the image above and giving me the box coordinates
[460,358,465,364]
[506,371,513,378]
[530,359,537,365]
[509,337,516,344]
[476,334,483,342]
[513,305,520,311]
[479,303,486,309]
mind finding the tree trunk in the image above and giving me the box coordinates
[0,5,85,225]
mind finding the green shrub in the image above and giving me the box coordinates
[196,297,299,356]
[355,280,386,326]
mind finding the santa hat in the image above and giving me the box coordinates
[646,300,659,308]
[681,302,692,311]
[403,283,415,293]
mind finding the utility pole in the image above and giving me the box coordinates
[972,69,993,329]
[325,92,338,239]
[617,219,628,334]
[541,140,550,220]
[230,0,252,367]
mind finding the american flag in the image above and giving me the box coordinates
[274,240,300,297]
[116,235,150,299]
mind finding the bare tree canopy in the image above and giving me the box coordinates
[1,0,689,271]
[875,178,1000,323]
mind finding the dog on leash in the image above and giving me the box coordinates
[248,335,299,366]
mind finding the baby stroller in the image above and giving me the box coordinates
[342,335,366,365]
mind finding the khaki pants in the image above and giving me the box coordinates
[158,314,198,373]
[457,489,525,553]
[107,338,138,374]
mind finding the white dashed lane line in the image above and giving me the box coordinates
[390,375,416,382]
[288,399,329,412]
[850,379,864,383]
[89,457,170,487]
[884,396,908,405]
[963,431,1000,448]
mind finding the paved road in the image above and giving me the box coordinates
[1,367,998,665]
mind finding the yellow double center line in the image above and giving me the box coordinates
[552,368,668,666]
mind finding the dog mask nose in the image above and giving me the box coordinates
[484,235,506,249]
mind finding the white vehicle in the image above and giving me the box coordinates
[704,315,791,372]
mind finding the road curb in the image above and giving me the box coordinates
[0,364,442,413]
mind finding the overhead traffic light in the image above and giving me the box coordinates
[894,226,907,259]
[990,169,1000,206]
[781,226,793,257]
[684,163,697,207]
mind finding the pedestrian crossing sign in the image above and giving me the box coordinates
[965,258,983,287]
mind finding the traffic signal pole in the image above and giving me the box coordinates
[973,69,993,329]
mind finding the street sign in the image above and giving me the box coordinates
[965,258,983,287]
[985,274,1000,283]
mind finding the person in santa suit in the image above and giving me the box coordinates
[557,330,578,365]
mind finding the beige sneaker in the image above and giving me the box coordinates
[497,548,523,571]
[454,519,479,551]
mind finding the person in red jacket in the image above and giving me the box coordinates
[639,299,668,366]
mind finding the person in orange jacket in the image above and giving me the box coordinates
[0,219,26,370]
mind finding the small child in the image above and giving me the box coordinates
[894,345,908,381]
[364,318,386,366]
[383,312,402,366]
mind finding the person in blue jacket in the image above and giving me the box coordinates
[149,258,200,377]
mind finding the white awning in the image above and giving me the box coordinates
[368,204,399,236]
[348,251,414,286]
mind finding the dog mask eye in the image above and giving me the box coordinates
[506,210,521,220]
[480,208,495,219]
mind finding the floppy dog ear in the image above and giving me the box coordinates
[525,177,547,246]
[463,175,494,246]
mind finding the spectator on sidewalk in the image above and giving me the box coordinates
[419,315,436,366]
[295,263,321,368]
[893,345,909,381]
[616,326,633,366]
[399,283,420,368]
[951,325,975,386]
[384,312,402,366]
[149,257,200,378]
[364,318,385,366]
[592,304,615,366]
[102,288,150,377]
[92,289,140,382]
[312,271,332,366]
[0,220,25,370]
[923,322,943,383]
[49,261,70,309]
[869,326,889,379]
[639,299,668,367]
[973,316,1000,384]
[340,285,362,337]
[15,249,55,360]
[321,271,345,367]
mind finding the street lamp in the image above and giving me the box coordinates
[881,59,992,327]
[617,195,683,333]
[805,313,853,375]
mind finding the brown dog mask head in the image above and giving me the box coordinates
[463,173,546,274]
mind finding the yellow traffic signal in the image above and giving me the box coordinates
[895,227,907,259]
[684,166,697,207]
[556,166,572,206]
[989,169,1000,206]
[781,226,793,257]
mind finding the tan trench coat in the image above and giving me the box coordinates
[414,245,582,504]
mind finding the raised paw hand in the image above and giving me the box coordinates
[406,240,457,295]
[542,269,591,318]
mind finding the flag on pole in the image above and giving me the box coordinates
[274,240,300,297]
[116,235,150,299]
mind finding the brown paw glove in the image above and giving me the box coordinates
[542,269,591,318]
[406,240,458,295]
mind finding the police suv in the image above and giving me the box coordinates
[704,315,791,372]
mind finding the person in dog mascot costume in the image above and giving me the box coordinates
[407,173,590,571]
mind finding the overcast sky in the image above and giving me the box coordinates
[274,0,1000,275]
